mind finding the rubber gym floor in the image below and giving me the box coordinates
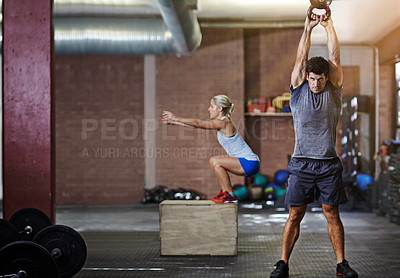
[40,202,399,278]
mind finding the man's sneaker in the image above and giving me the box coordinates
[270,260,289,278]
[337,260,358,278]
[210,191,238,204]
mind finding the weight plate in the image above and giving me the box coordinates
[0,241,58,278]
[0,219,19,249]
[9,208,52,241]
[33,225,87,278]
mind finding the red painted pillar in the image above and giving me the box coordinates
[2,0,55,222]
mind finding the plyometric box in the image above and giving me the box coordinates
[159,200,238,256]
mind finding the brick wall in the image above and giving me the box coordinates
[377,25,400,64]
[377,25,400,142]
[378,64,395,142]
[156,28,246,197]
[55,55,145,205]
[245,29,261,100]
[245,28,301,102]
[259,28,301,99]
[54,27,370,205]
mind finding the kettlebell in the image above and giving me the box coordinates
[308,0,332,21]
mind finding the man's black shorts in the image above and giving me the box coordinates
[285,157,348,206]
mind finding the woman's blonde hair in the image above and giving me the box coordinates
[212,95,234,117]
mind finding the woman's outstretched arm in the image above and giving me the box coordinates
[161,111,225,130]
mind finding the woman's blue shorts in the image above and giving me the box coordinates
[238,158,260,177]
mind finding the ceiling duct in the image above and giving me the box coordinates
[54,0,201,55]
[1,0,202,55]
[156,0,202,55]
[54,17,177,55]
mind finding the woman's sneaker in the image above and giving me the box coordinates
[223,192,238,203]
[337,260,358,278]
[210,191,225,203]
[270,260,289,278]
[210,191,238,204]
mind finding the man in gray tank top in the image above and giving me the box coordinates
[270,12,358,278]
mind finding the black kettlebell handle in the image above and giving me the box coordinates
[307,5,331,21]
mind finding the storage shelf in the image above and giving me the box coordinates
[245,112,292,117]
[245,112,367,117]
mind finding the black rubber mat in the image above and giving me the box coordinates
[73,209,400,278]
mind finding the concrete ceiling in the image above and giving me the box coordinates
[64,0,399,45]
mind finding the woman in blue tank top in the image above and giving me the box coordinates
[161,95,260,204]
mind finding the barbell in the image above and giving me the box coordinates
[0,270,27,278]
[9,208,52,241]
[33,225,87,278]
[0,208,87,278]
[0,241,58,278]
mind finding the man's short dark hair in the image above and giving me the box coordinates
[306,56,329,76]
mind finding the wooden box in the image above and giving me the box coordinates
[159,200,238,256]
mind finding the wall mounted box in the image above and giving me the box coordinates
[159,200,238,256]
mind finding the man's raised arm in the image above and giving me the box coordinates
[321,18,343,88]
[291,15,320,89]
